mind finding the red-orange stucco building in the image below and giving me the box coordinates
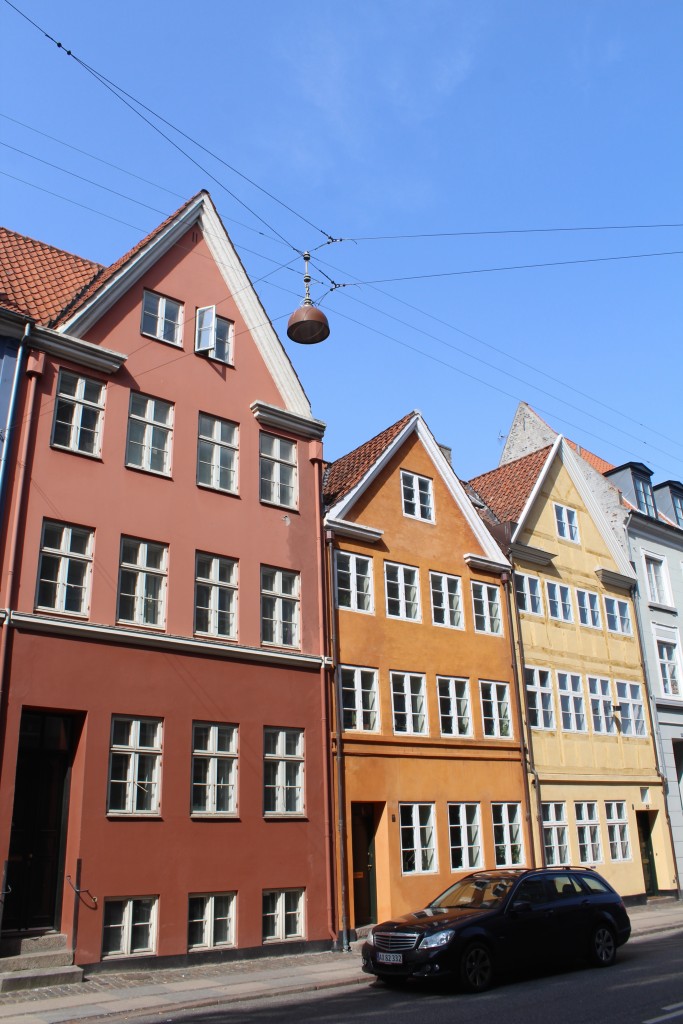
[0,193,333,968]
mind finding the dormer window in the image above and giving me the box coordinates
[634,475,656,517]
[195,306,234,364]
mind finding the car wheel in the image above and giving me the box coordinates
[459,941,494,993]
[589,924,617,967]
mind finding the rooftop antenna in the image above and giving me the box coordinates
[286,251,330,345]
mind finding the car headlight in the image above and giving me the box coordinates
[420,929,455,949]
[365,930,375,946]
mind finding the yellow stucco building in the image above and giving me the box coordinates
[323,412,532,937]
[471,438,676,898]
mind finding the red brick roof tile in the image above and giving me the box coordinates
[323,412,416,508]
[564,438,615,475]
[469,446,553,524]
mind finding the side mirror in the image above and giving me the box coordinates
[510,899,532,914]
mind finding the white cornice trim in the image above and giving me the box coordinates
[594,567,635,591]
[0,312,125,373]
[60,197,206,336]
[508,542,555,567]
[324,517,384,543]
[7,612,323,669]
[464,554,510,576]
[250,401,325,440]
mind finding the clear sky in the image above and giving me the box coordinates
[2,1,681,481]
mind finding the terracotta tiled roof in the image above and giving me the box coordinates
[0,193,205,330]
[323,412,416,508]
[564,438,615,475]
[469,445,553,524]
[0,227,103,327]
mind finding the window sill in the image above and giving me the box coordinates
[191,813,240,821]
[51,445,103,461]
[259,500,300,514]
[197,482,240,498]
[648,602,677,615]
[125,464,173,480]
[194,632,238,644]
[261,642,301,652]
[386,615,422,624]
[141,331,182,348]
[263,813,308,821]
[34,606,89,620]
[106,813,163,820]
[116,621,167,633]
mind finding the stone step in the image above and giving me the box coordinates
[0,965,83,993]
[0,948,75,972]
[0,932,69,956]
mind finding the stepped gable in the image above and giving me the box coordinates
[469,445,553,524]
[0,227,102,326]
[323,411,415,508]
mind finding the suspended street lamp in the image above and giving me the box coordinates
[286,251,330,344]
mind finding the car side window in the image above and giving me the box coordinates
[577,874,611,894]
[548,873,583,899]
[514,877,550,905]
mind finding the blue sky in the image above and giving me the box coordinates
[2,1,682,480]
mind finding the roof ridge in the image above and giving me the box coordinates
[323,411,417,508]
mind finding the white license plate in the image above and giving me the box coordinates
[377,952,403,964]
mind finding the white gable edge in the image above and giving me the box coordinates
[328,413,510,567]
[512,438,635,580]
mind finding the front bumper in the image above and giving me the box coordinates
[361,942,454,979]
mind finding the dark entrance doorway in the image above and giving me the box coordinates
[3,711,75,932]
[636,810,659,897]
[351,802,380,928]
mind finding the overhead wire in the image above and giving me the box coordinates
[333,223,683,243]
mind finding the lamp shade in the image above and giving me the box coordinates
[286,304,330,345]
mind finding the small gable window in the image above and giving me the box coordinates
[634,475,656,517]
[141,290,183,346]
[401,471,434,522]
[195,306,234,364]
[554,503,579,543]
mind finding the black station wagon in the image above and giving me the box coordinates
[361,868,631,992]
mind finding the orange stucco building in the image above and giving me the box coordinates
[323,413,532,937]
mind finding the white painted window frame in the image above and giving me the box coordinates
[437,676,471,737]
[191,722,238,815]
[340,665,379,732]
[384,561,421,621]
[399,802,437,874]
[51,370,105,457]
[335,551,374,614]
[400,470,434,522]
[448,802,481,870]
[391,672,428,735]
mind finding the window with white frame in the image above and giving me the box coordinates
[644,555,670,606]
[576,589,602,628]
[262,889,304,942]
[263,727,304,814]
[430,572,463,628]
[102,897,158,958]
[547,581,573,622]
[673,492,683,527]
[656,633,681,697]
[192,722,238,815]
[36,520,93,615]
[554,503,579,542]
[399,803,436,873]
[340,666,379,732]
[195,553,237,639]
[108,716,162,814]
[437,677,471,737]
[604,596,632,635]
[557,672,586,732]
[589,677,615,734]
[542,803,569,866]
[195,305,234,363]
[605,801,631,861]
[448,803,481,870]
[400,470,434,521]
[197,414,238,494]
[51,370,105,457]
[492,803,524,867]
[261,567,300,647]
[259,434,297,508]
[391,672,427,735]
[515,572,543,615]
[525,667,554,729]
[126,393,173,475]
[634,475,656,517]
[616,681,646,736]
[472,581,502,634]
[117,537,168,628]
[188,892,236,950]
[335,552,373,613]
[480,681,511,737]
[575,802,602,863]
[385,562,421,620]
[141,290,183,345]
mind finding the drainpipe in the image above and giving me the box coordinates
[624,517,680,896]
[502,569,544,867]
[311,454,338,943]
[325,528,350,952]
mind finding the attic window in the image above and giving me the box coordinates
[142,290,183,346]
[195,306,234,365]
[634,475,656,518]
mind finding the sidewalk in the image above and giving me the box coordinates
[0,900,680,1024]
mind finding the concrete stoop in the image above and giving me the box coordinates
[0,933,83,992]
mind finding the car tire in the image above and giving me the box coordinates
[459,941,494,993]
[589,924,617,967]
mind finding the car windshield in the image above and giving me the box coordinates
[430,876,517,910]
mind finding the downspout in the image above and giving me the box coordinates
[624,516,680,895]
[502,569,544,867]
[0,324,38,776]
[325,528,350,952]
[311,454,338,942]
